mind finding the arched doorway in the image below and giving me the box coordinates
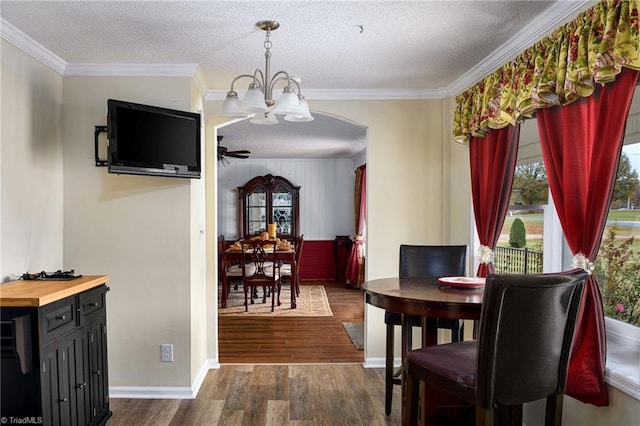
[214,112,367,363]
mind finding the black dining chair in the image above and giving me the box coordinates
[385,244,468,416]
[403,269,588,426]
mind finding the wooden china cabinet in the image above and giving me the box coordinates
[238,174,300,242]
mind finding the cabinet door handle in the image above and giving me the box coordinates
[59,397,68,403]
[56,314,66,321]
[75,382,86,389]
[93,369,100,376]
[88,302,99,307]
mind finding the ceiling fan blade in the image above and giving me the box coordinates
[226,152,250,159]
[217,143,250,159]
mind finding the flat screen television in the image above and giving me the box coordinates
[107,99,201,179]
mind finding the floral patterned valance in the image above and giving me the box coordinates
[454,0,639,144]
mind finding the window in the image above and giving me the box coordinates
[472,125,640,399]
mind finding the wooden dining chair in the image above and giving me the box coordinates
[385,244,467,416]
[280,234,304,297]
[403,269,588,426]
[218,235,243,293]
[241,239,281,312]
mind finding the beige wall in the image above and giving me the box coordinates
[189,79,208,385]
[204,103,220,366]
[312,100,457,277]
[442,97,473,247]
[61,76,200,389]
[563,387,639,425]
[1,40,64,281]
[523,386,639,425]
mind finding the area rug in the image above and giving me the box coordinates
[342,322,364,350]
[219,285,333,317]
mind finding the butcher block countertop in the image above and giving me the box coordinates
[0,275,109,307]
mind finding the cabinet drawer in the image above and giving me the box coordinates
[42,298,76,342]
[79,286,105,319]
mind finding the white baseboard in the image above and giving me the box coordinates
[109,358,220,399]
[109,385,195,399]
[363,356,400,369]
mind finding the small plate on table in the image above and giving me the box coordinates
[438,276,486,289]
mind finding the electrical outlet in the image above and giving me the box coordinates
[161,344,173,362]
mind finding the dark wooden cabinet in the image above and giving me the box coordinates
[89,315,109,423]
[43,330,88,425]
[1,281,111,425]
[334,235,353,282]
[238,174,300,241]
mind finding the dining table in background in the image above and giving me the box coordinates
[362,276,484,421]
[220,243,297,309]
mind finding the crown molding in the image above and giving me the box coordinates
[446,0,597,96]
[1,17,66,74]
[206,88,447,102]
[292,88,448,100]
[64,63,198,77]
[193,67,209,98]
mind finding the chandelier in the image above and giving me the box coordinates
[219,20,313,124]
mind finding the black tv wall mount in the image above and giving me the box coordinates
[95,125,107,167]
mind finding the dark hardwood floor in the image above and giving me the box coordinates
[218,281,365,364]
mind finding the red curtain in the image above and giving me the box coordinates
[537,68,639,406]
[346,164,366,288]
[469,125,520,277]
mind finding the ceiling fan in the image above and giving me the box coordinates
[217,135,250,162]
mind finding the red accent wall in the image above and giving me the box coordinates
[299,240,335,281]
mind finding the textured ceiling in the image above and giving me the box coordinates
[0,1,596,159]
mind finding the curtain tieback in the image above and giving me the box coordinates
[571,253,594,275]
[478,245,494,264]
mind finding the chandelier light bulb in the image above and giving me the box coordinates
[241,83,268,113]
[250,111,279,125]
[273,86,303,115]
[284,98,314,122]
[220,91,244,117]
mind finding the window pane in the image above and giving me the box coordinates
[495,160,546,274]
[594,143,640,327]
[272,191,293,234]
[247,191,266,234]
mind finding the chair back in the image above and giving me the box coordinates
[475,269,587,408]
[218,234,226,274]
[240,239,279,285]
[218,234,226,253]
[295,235,304,265]
[399,244,467,278]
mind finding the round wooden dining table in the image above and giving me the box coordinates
[363,276,484,346]
[362,276,484,420]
